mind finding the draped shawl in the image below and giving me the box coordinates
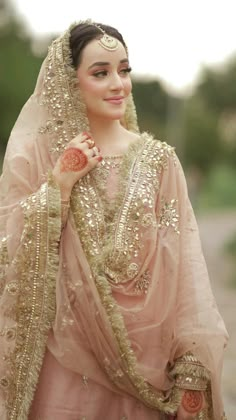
[0,22,228,419]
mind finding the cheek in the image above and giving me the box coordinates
[78,80,104,110]
[77,70,101,98]
[123,78,132,95]
[78,78,98,97]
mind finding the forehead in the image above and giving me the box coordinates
[79,38,128,67]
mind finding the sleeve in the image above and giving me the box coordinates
[169,351,209,391]
[0,172,62,418]
[155,148,228,418]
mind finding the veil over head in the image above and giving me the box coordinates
[0,21,228,420]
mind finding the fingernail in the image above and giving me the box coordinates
[97,156,103,162]
[82,131,91,138]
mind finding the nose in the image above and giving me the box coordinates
[110,72,123,91]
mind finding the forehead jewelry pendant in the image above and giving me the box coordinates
[98,33,119,51]
[85,19,119,51]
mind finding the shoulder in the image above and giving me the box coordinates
[139,133,189,194]
[140,132,177,168]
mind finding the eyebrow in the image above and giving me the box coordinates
[88,58,129,70]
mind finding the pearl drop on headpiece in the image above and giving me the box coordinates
[98,33,119,51]
[86,19,119,51]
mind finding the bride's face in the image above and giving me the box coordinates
[76,38,132,122]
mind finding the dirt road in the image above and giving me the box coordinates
[197,210,236,419]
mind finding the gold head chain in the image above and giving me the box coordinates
[86,19,119,51]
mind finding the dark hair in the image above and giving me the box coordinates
[69,22,127,68]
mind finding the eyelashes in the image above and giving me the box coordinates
[93,67,132,78]
[122,67,132,74]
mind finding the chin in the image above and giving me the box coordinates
[106,108,126,120]
[91,106,126,121]
[110,113,125,121]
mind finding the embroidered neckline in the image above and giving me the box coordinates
[102,155,123,160]
[91,132,151,222]
[101,135,145,160]
[100,137,146,161]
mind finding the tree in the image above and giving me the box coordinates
[182,97,222,173]
[0,0,44,152]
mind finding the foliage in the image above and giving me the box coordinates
[224,233,236,287]
[196,165,236,210]
[197,60,236,112]
[132,81,185,158]
[181,97,222,174]
[225,234,236,257]
[195,62,236,169]
[0,22,43,153]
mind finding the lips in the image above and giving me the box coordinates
[104,96,124,104]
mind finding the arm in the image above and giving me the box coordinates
[170,353,208,419]
[155,148,228,419]
[0,132,101,416]
[170,352,209,392]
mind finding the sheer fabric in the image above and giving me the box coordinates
[0,22,228,420]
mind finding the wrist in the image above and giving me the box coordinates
[60,190,72,202]
[170,352,209,392]
[52,168,72,199]
[52,177,72,202]
[181,390,204,414]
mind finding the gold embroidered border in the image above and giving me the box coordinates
[102,135,175,280]
[39,23,90,157]
[72,134,175,285]
[170,352,210,391]
[6,175,61,419]
[169,353,226,419]
[0,235,9,298]
[72,137,181,413]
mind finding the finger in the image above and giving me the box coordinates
[86,148,94,158]
[67,141,87,151]
[70,132,91,146]
[89,155,103,168]
[80,132,93,144]
[92,146,99,157]
[82,131,91,138]
[82,139,96,150]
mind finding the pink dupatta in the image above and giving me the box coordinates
[0,23,228,419]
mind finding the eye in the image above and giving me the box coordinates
[120,67,132,76]
[93,70,108,78]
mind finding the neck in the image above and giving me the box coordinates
[88,117,126,152]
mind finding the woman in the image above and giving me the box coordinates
[0,20,228,419]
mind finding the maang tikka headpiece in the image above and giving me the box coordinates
[87,19,119,52]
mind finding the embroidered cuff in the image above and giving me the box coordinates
[170,352,210,391]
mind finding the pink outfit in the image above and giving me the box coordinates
[29,349,168,420]
[0,23,228,420]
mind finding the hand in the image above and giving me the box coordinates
[52,132,102,200]
[176,390,205,420]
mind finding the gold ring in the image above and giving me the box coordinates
[85,139,95,149]
[92,147,98,157]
